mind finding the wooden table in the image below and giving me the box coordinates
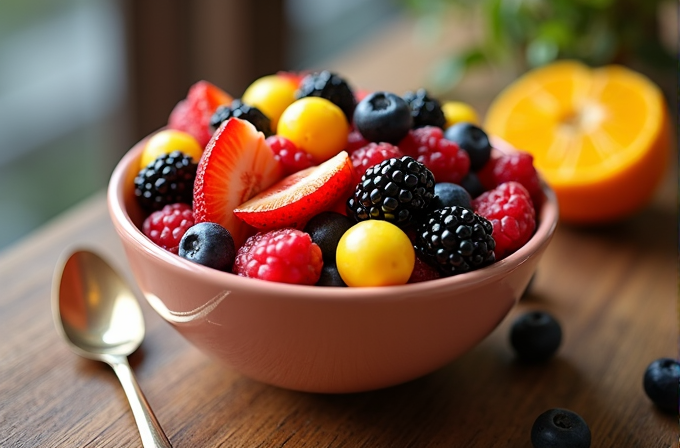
[2,16,678,448]
[1,174,677,447]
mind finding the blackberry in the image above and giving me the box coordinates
[296,70,356,122]
[402,88,446,129]
[415,206,495,276]
[346,156,435,228]
[210,99,273,137]
[134,150,197,212]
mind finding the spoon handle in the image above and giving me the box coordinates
[109,356,173,448]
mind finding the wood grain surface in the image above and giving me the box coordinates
[1,16,678,448]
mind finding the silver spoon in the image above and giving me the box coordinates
[52,249,173,448]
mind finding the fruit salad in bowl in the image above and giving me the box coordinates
[107,71,558,393]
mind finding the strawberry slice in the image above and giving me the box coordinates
[234,151,355,230]
[193,118,284,247]
[168,80,233,148]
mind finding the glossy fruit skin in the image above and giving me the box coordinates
[295,70,357,122]
[643,358,680,413]
[444,122,492,171]
[193,118,284,248]
[241,74,297,130]
[168,80,233,148]
[346,156,435,229]
[442,101,479,127]
[233,228,323,285]
[134,151,198,212]
[303,211,355,264]
[316,264,347,287]
[431,182,472,209]
[210,99,273,137]
[233,151,355,230]
[142,203,194,254]
[353,91,412,144]
[402,88,446,129]
[510,311,562,362]
[179,222,235,272]
[473,181,536,260]
[336,220,415,287]
[398,126,470,184]
[531,408,591,448]
[277,97,349,163]
[460,172,486,198]
[140,130,203,169]
[266,135,314,175]
[415,206,495,276]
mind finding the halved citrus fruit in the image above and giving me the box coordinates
[484,60,671,224]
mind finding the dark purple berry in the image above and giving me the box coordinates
[444,122,492,171]
[179,222,235,272]
[510,311,562,362]
[459,172,486,198]
[316,264,347,287]
[296,71,356,122]
[431,182,472,209]
[643,358,680,414]
[353,91,412,144]
[303,212,354,263]
[402,88,446,129]
[531,408,591,448]
[210,99,273,137]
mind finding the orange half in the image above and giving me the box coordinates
[484,60,671,224]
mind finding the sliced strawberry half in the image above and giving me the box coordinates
[193,118,284,247]
[234,151,355,230]
[168,80,233,148]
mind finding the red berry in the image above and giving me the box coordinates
[472,181,536,260]
[477,151,543,207]
[350,142,403,180]
[168,80,233,148]
[142,203,194,254]
[266,135,314,175]
[345,129,370,154]
[398,126,470,183]
[408,256,441,283]
[233,228,323,285]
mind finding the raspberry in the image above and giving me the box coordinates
[477,151,543,206]
[408,256,441,283]
[233,228,323,285]
[346,129,370,154]
[399,126,470,184]
[142,203,195,254]
[350,142,403,179]
[472,181,536,260]
[266,135,313,175]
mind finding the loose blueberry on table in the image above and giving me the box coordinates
[510,311,562,362]
[643,357,680,414]
[531,408,591,448]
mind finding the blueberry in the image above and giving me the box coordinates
[353,91,412,144]
[303,212,354,263]
[179,222,235,272]
[316,264,347,287]
[459,172,486,198]
[444,122,492,171]
[531,408,591,448]
[510,311,562,362]
[431,182,472,209]
[643,358,680,413]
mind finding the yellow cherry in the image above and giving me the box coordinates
[442,101,479,128]
[242,75,298,130]
[140,129,203,169]
[277,97,349,164]
[336,220,415,287]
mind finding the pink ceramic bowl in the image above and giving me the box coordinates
[107,136,558,393]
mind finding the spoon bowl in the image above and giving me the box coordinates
[52,249,172,448]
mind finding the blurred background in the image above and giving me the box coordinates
[0,0,675,250]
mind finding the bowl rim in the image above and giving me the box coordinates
[107,134,559,303]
